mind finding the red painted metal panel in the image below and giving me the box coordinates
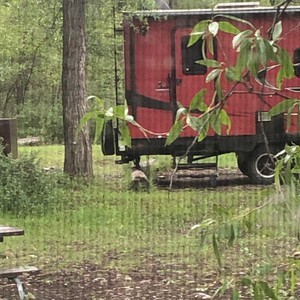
[123,19,132,92]
[129,107,173,139]
[134,21,173,103]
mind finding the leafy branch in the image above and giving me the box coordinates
[178,2,300,298]
[78,96,141,148]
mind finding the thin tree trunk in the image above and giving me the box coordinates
[62,0,93,177]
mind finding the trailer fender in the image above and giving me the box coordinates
[236,152,251,176]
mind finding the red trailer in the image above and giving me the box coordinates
[102,3,300,184]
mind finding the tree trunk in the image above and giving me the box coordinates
[62,0,93,177]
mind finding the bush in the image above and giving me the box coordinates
[0,150,64,217]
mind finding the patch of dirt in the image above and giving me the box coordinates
[0,261,234,300]
[1,259,299,299]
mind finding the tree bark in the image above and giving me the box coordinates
[62,0,93,177]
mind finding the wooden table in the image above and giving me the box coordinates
[0,225,24,242]
[0,225,38,300]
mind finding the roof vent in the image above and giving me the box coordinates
[214,2,260,9]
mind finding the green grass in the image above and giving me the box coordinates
[18,145,238,171]
[0,186,267,269]
[1,145,299,297]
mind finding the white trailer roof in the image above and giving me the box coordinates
[124,6,300,18]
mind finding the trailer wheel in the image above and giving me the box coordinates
[101,120,115,155]
[247,146,279,185]
[237,153,250,176]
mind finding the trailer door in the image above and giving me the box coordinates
[174,28,215,137]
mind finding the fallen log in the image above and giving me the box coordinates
[18,136,42,146]
[130,168,149,191]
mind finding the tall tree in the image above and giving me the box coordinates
[62,0,93,176]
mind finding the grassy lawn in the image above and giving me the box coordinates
[1,145,299,298]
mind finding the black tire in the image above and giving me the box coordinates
[247,146,280,185]
[101,120,115,155]
[237,153,250,176]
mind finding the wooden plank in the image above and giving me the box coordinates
[0,267,39,279]
[0,225,24,237]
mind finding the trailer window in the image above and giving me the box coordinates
[294,48,300,77]
[181,35,207,75]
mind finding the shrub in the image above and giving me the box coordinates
[0,150,64,217]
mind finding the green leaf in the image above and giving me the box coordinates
[276,67,285,89]
[175,107,188,121]
[281,49,294,79]
[208,21,219,36]
[210,113,222,135]
[212,233,222,267]
[218,21,240,34]
[225,67,242,82]
[188,20,209,47]
[227,224,236,246]
[215,75,223,100]
[196,59,220,68]
[232,29,253,49]
[189,89,208,112]
[94,116,105,144]
[215,14,256,29]
[236,39,252,73]
[201,38,207,60]
[78,111,105,141]
[206,69,221,83]
[113,105,126,119]
[208,35,214,55]
[119,123,131,148]
[188,32,205,47]
[219,109,231,133]
[79,110,103,129]
[187,115,205,132]
[86,95,97,101]
[292,168,300,174]
[247,50,259,77]
[256,38,267,67]
[198,121,209,142]
[272,21,282,41]
[87,95,105,110]
[165,119,184,145]
[263,39,277,62]
[275,158,283,187]
[268,99,298,117]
